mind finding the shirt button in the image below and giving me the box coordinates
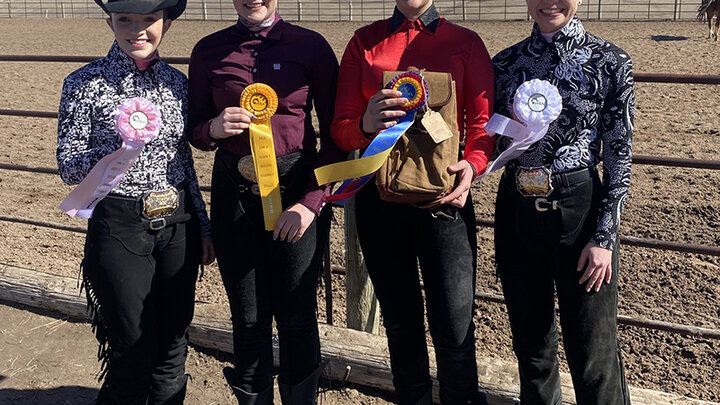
[252,68,257,73]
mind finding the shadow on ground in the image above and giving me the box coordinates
[651,35,689,41]
[0,385,97,404]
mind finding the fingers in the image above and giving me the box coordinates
[273,218,298,242]
[578,261,611,292]
[202,244,216,265]
[362,90,408,133]
[213,107,254,138]
[577,248,589,272]
[439,162,472,207]
[201,237,216,265]
[439,188,467,207]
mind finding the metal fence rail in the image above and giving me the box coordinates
[1,54,719,350]
[0,0,706,21]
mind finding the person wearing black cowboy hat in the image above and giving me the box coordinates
[95,0,187,20]
[57,0,214,404]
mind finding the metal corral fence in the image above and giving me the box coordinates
[0,0,708,21]
[1,54,720,341]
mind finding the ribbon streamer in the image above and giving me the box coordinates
[60,98,161,218]
[241,83,282,231]
[478,79,562,178]
[314,72,429,204]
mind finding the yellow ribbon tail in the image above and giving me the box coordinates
[249,120,282,231]
[314,149,392,186]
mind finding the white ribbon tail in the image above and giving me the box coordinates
[477,114,550,179]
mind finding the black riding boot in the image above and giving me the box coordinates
[278,365,323,405]
[412,387,433,405]
[223,367,274,405]
[148,374,188,405]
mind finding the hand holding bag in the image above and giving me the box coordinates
[375,69,460,208]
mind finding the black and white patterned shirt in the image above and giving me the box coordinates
[493,17,635,249]
[57,42,210,236]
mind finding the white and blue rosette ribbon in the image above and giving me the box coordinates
[478,79,562,178]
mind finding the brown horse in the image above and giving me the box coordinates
[698,0,720,40]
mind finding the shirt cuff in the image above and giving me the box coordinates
[194,120,220,151]
[463,153,488,180]
[298,190,325,216]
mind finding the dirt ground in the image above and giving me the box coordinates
[0,17,719,404]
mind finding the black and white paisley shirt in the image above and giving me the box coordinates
[493,17,635,249]
[57,42,210,236]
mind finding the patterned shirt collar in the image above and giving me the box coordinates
[530,15,586,50]
[390,3,440,33]
[106,41,141,76]
[105,41,162,76]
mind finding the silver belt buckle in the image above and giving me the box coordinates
[142,187,179,219]
[515,166,553,197]
[237,155,258,183]
[148,218,167,230]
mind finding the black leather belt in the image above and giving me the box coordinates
[551,167,592,188]
[106,190,190,231]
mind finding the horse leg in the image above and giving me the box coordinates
[715,15,720,40]
[708,13,713,39]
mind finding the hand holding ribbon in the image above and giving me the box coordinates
[478,79,562,179]
[314,71,429,204]
[59,97,162,218]
[361,89,408,133]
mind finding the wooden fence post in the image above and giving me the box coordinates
[344,152,380,334]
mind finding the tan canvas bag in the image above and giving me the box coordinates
[375,69,460,207]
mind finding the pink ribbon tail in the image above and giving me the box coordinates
[59,142,143,218]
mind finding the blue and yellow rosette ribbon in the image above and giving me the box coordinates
[241,83,282,231]
[314,71,429,204]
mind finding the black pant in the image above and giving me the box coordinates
[494,170,630,405]
[211,150,328,394]
[83,191,201,405]
[355,184,479,405]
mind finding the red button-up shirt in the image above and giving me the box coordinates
[331,6,495,176]
[188,15,343,213]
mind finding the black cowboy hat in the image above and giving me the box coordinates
[94,0,186,20]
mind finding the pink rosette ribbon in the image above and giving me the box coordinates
[114,97,162,144]
[60,97,162,218]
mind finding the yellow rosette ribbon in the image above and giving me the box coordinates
[241,83,282,231]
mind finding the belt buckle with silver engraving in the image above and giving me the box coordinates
[237,155,258,183]
[515,167,553,197]
[142,187,179,219]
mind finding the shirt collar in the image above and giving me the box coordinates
[389,3,440,33]
[234,12,284,40]
[106,41,145,76]
[530,15,586,49]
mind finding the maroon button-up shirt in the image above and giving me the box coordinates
[188,14,342,213]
